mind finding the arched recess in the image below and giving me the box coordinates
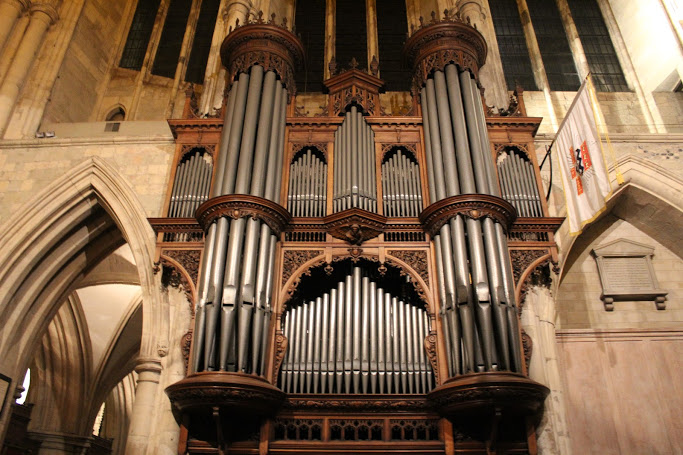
[555,156,683,276]
[0,157,161,437]
[101,373,137,455]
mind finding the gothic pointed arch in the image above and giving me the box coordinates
[0,157,162,421]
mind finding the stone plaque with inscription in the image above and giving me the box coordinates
[592,239,667,311]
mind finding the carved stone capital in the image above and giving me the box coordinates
[404,17,487,92]
[419,194,517,237]
[220,21,304,93]
[30,2,59,24]
[195,194,291,236]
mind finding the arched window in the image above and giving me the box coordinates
[105,106,126,122]
[119,0,161,70]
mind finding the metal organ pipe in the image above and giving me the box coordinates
[420,64,524,377]
[330,107,377,213]
[288,148,328,218]
[279,267,435,394]
[190,66,290,376]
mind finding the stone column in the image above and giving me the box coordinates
[124,358,163,455]
[365,0,378,72]
[0,0,28,54]
[555,0,590,80]
[198,0,229,115]
[323,0,335,80]
[0,2,57,137]
[206,0,251,114]
[456,0,509,108]
[0,12,29,85]
[516,0,558,130]
[521,286,572,455]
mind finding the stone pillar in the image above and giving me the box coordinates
[516,0,558,130]
[198,0,229,115]
[555,0,590,80]
[27,432,92,455]
[0,0,28,54]
[456,0,509,108]
[323,0,335,80]
[0,3,57,137]
[0,12,29,85]
[521,286,572,455]
[365,0,378,72]
[205,0,251,114]
[124,358,163,455]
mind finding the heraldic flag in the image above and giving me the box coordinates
[554,78,612,236]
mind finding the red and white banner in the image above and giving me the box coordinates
[554,79,612,235]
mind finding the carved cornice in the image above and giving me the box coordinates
[195,195,291,236]
[419,195,517,236]
[404,15,487,92]
[486,116,542,135]
[220,20,304,93]
[148,217,203,234]
[510,217,564,234]
[284,395,430,412]
[167,119,224,140]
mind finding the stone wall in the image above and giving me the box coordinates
[0,123,175,221]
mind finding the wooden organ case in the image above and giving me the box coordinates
[154,11,564,455]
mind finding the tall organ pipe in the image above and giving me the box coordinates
[332,107,377,213]
[191,65,289,375]
[421,64,523,376]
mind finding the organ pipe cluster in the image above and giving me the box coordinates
[192,65,288,375]
[333,106,377,212]
[287,148,328,217]
[381,149,423,217]
[497,150,543,217]
[168,148,213,217]
[421,64,522,376]
[279,267,433,395]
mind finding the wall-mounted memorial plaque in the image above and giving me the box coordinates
[592,239,667,311]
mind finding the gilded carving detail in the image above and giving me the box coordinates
[282,249,324,284]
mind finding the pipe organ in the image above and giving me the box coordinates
[287,147,327,217]
[333,107,377,212]
[159,10,563,455]
[497,148,544,217]
[280,266,433,395]
[382,148,423,217]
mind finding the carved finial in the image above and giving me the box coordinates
[235,17,240,28]
[419,16,424,27]
[430,11,437,24]
[349,57,359,69]
[328,56,337,75]
[256,10,264,23]
[443,8,450,20]
[370,55,379,76]
[269,13,276,23]
[282,17,288,27]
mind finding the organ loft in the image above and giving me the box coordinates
[153,8,563,454]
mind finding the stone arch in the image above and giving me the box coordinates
[0,157,161,437]
[555,156,683,277]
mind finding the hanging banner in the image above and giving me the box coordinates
[554,78,612,236]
